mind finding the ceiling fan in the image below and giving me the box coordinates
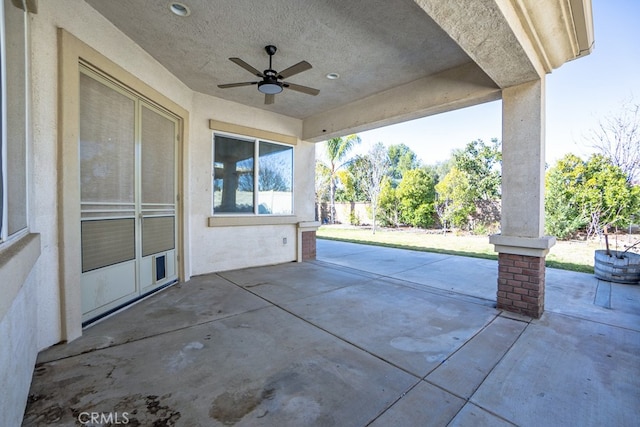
[218,45,320,105]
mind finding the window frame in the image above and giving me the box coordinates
[212,131,295,217]
[0,0,29,244]
[0,1,5,240]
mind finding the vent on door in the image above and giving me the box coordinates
[81,219,136,273]
[143,216,175,257]
[155,255,166,282]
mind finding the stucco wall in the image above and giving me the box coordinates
[0,1,194,422]
[26,0,312,341]
[29,0,194,349]
[1,0,315,423]
[0,269,38,427]
[189,92,315,275]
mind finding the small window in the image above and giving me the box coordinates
[213,134,293,215]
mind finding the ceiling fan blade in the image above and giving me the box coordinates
[265,94,275,105]
[229,58,264,77]
[218,82,258,88]
[277,61,312,79]
[283,82,320,96]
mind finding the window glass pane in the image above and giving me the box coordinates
[213,135,254,213]
[80,73,135,204]
[5,1,27,235]
[258,142,293,215]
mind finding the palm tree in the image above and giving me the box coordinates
[317,134,361,224]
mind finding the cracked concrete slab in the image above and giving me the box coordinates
[306,239,380,259]
[25,306,416,426]
[449,403,516,426]
[470,313,640,426]
[37,275,271,364]
[316,239,450,276]
[282,278,499,377]
[392,255,498,300]
[370,381,465,427]
[218,261,376,304]
[23,240,640,426]
[545,268,640,330]
[426,316,527,398]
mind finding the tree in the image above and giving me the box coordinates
[336,156,369,203]
[435,167,475,230]
[387,143,420,185]
[579,155,639,237]
[315,161,331,222]
[318,134,361,223]
[544,154,586,239]
[452,138,502,202]
[432,158,454,182]
[545,153,640,239]
[435,139,502,229]
[397,168,437,228]
[356,142,390,234]
[588,100,640,183]
[378,177,401,227]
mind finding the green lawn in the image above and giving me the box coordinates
[316,225,627,274]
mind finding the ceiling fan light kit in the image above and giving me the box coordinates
[218,45,319,104]
[258,81,283,95]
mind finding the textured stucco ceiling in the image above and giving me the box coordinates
[84,0,475,119]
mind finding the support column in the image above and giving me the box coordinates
[297,221,320,262]
[490,78,555,318]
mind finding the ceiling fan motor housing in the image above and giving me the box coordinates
[219,44,318,102]
[258,78,283,94]
[258,46,283,93]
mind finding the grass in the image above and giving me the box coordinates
[315,225,634,274]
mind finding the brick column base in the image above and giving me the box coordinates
[301,231,316,260]
[497,253,545,318]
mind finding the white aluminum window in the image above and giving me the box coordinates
[0,0,29,243]
[213,133,293,215]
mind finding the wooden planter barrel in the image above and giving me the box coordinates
[594,250,640,284]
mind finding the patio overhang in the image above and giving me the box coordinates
[0,1,597,425]
[303,0,594,140]
[302,62,501,142]
[83,0,594,136]
[78,0,594,318]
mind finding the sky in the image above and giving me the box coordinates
[338,0,640,166]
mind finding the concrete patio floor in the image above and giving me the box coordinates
[23,239,640,426]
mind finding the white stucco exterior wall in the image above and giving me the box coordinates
[0,269,39,427]
[29,0,194,348]
[189,92,316,275]
[25,0,312,342]
[0,1,193,422]
[2,0,316,423]
[0,0,594,424]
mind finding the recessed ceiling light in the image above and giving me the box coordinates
[326,73,340,80]
[169,2,190,17]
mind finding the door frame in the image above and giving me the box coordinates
[58,29,190,341]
